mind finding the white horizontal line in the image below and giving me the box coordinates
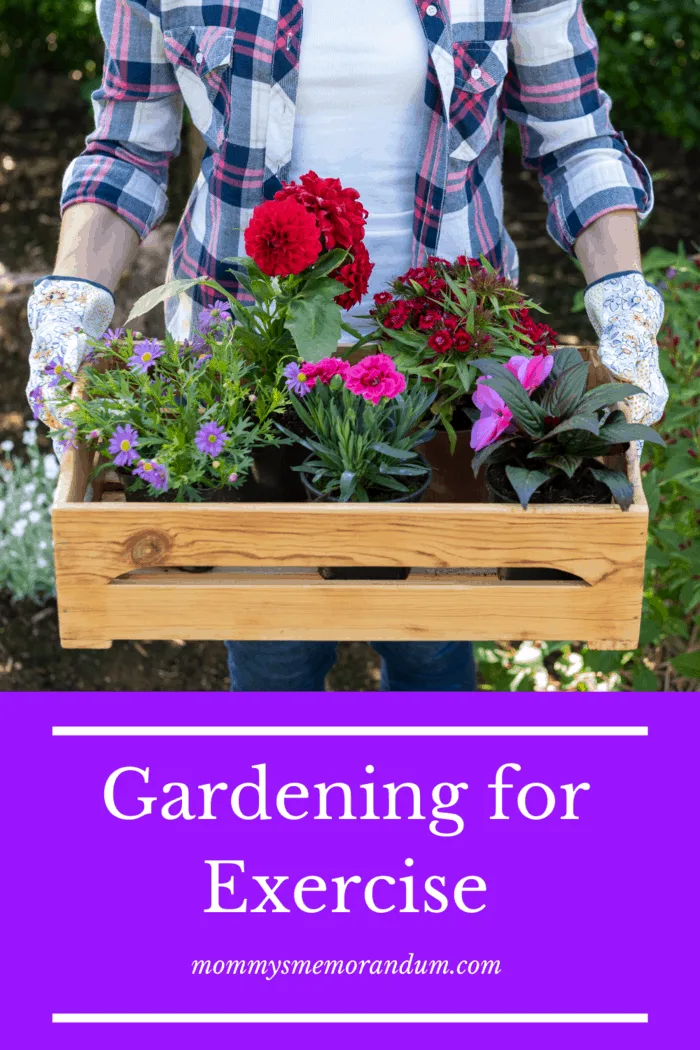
[51,726,648,738]
[52,1013,648,1024]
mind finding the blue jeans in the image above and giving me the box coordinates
[225,641,476,691]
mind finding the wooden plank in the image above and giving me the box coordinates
[55,570,642,649]
[52,498,646,584]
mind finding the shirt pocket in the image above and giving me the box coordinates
[450,40,508,161]
[163,26,235,152]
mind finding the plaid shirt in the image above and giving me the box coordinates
[61,0,654,338]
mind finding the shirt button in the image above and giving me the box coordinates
[196,51,204,63]
[426,4,438,16]
[471,65,482,80]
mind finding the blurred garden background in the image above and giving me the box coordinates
[1,0,698,691]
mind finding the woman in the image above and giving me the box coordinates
[27,0,667,691]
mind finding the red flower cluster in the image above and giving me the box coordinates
[244,197,322,276]
[334,241,373,310]
[514,308,559,354]
[372,255,558,360]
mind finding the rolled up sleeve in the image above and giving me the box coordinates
[504,0,654,254]
[60,0,184,240]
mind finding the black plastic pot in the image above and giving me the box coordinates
[300,458,433,581]
[485,461,611,582]
[237,442,308,502]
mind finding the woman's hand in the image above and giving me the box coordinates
[26,276,115,455]
[584,270,668,426]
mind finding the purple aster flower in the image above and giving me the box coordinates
[284,361,313,397]
[28,385,44,420]
[88,429,102,442]
[55,424,78,456]
[228,472,239,484]
[179,332,207,357]
[102,327,126,348]
[195,421,228,457]
[44,359,76,386]
[198,300,232,332]
[134,459,169,492]
[665,267,678,280]
[194,352,213,369]
[108,424,139,466]
[128,339,164,374]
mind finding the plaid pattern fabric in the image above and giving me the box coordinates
[61,0,653,339]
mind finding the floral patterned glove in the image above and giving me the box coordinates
[584,270,668,426]
[26,276,115,455]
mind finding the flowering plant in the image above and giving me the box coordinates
[0,424,58,603]
[50,325,271,500]
[278,353,436,502]
[369,255,558,444]
[468,346,665,509]
[128,171,373,393]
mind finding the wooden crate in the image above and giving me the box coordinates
[51,347,648,651]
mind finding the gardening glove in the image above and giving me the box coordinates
[26,276,115,456]
[584,270,668,427]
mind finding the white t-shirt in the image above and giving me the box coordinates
[288,0,429,333]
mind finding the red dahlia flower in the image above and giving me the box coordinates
[334,241,374,309]
[244,197,322,276]
[275,170,368,252]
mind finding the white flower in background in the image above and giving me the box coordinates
[36,493,48,506]
[37,556,48,569]
[10,519,28,538]
[28,511,41,524]
[43,454,59,480]
[23,482,36,495]
[22,428,37,447]
[0,499,5,520]
[19,500,32,514]
[38,540,48,550]
[1,439,14,453]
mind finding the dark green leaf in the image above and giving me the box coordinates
[588,467,634,510]
[339,470,357,501]
[477,372,546,438]
[472,436,513,475]
[505,465,550,509]
[541,414,600,441]
[631,664,659,691]
[539,361,589,416]
[599,419,666,446]
[547,454,583,478]
[307,248,349,280]
[578,382,644,414]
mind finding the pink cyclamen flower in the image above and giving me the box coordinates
[345,354,407,405]
[504,353,554,393]
[470,380,514,451]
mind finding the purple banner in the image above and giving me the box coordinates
[2,693,696,1048]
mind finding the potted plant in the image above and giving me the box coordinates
[52,325,268,503]
[126,171,373,499]
[278,352,436,579]
[368,254,558,445]
[467,346,665,579]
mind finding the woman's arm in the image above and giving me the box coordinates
[53,202,140,292]
[574,209,643,284]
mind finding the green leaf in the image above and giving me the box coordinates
[599,419,666,446]
[630,664,659,691]
[471,436,513,475]
[504,465,550,509]
[370,442,418,460]
[307,248,349,280]
[541,414,600,441]
[547,454,583,478]
[339,470,357,501]
[671,651,700,680]
[127,278,207,322]
[300,277,348,302]
[453,357,473,397]
[578,382,644,414]
[539,361,589,417]
[284,298,342,363]
[588,466,634,510]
